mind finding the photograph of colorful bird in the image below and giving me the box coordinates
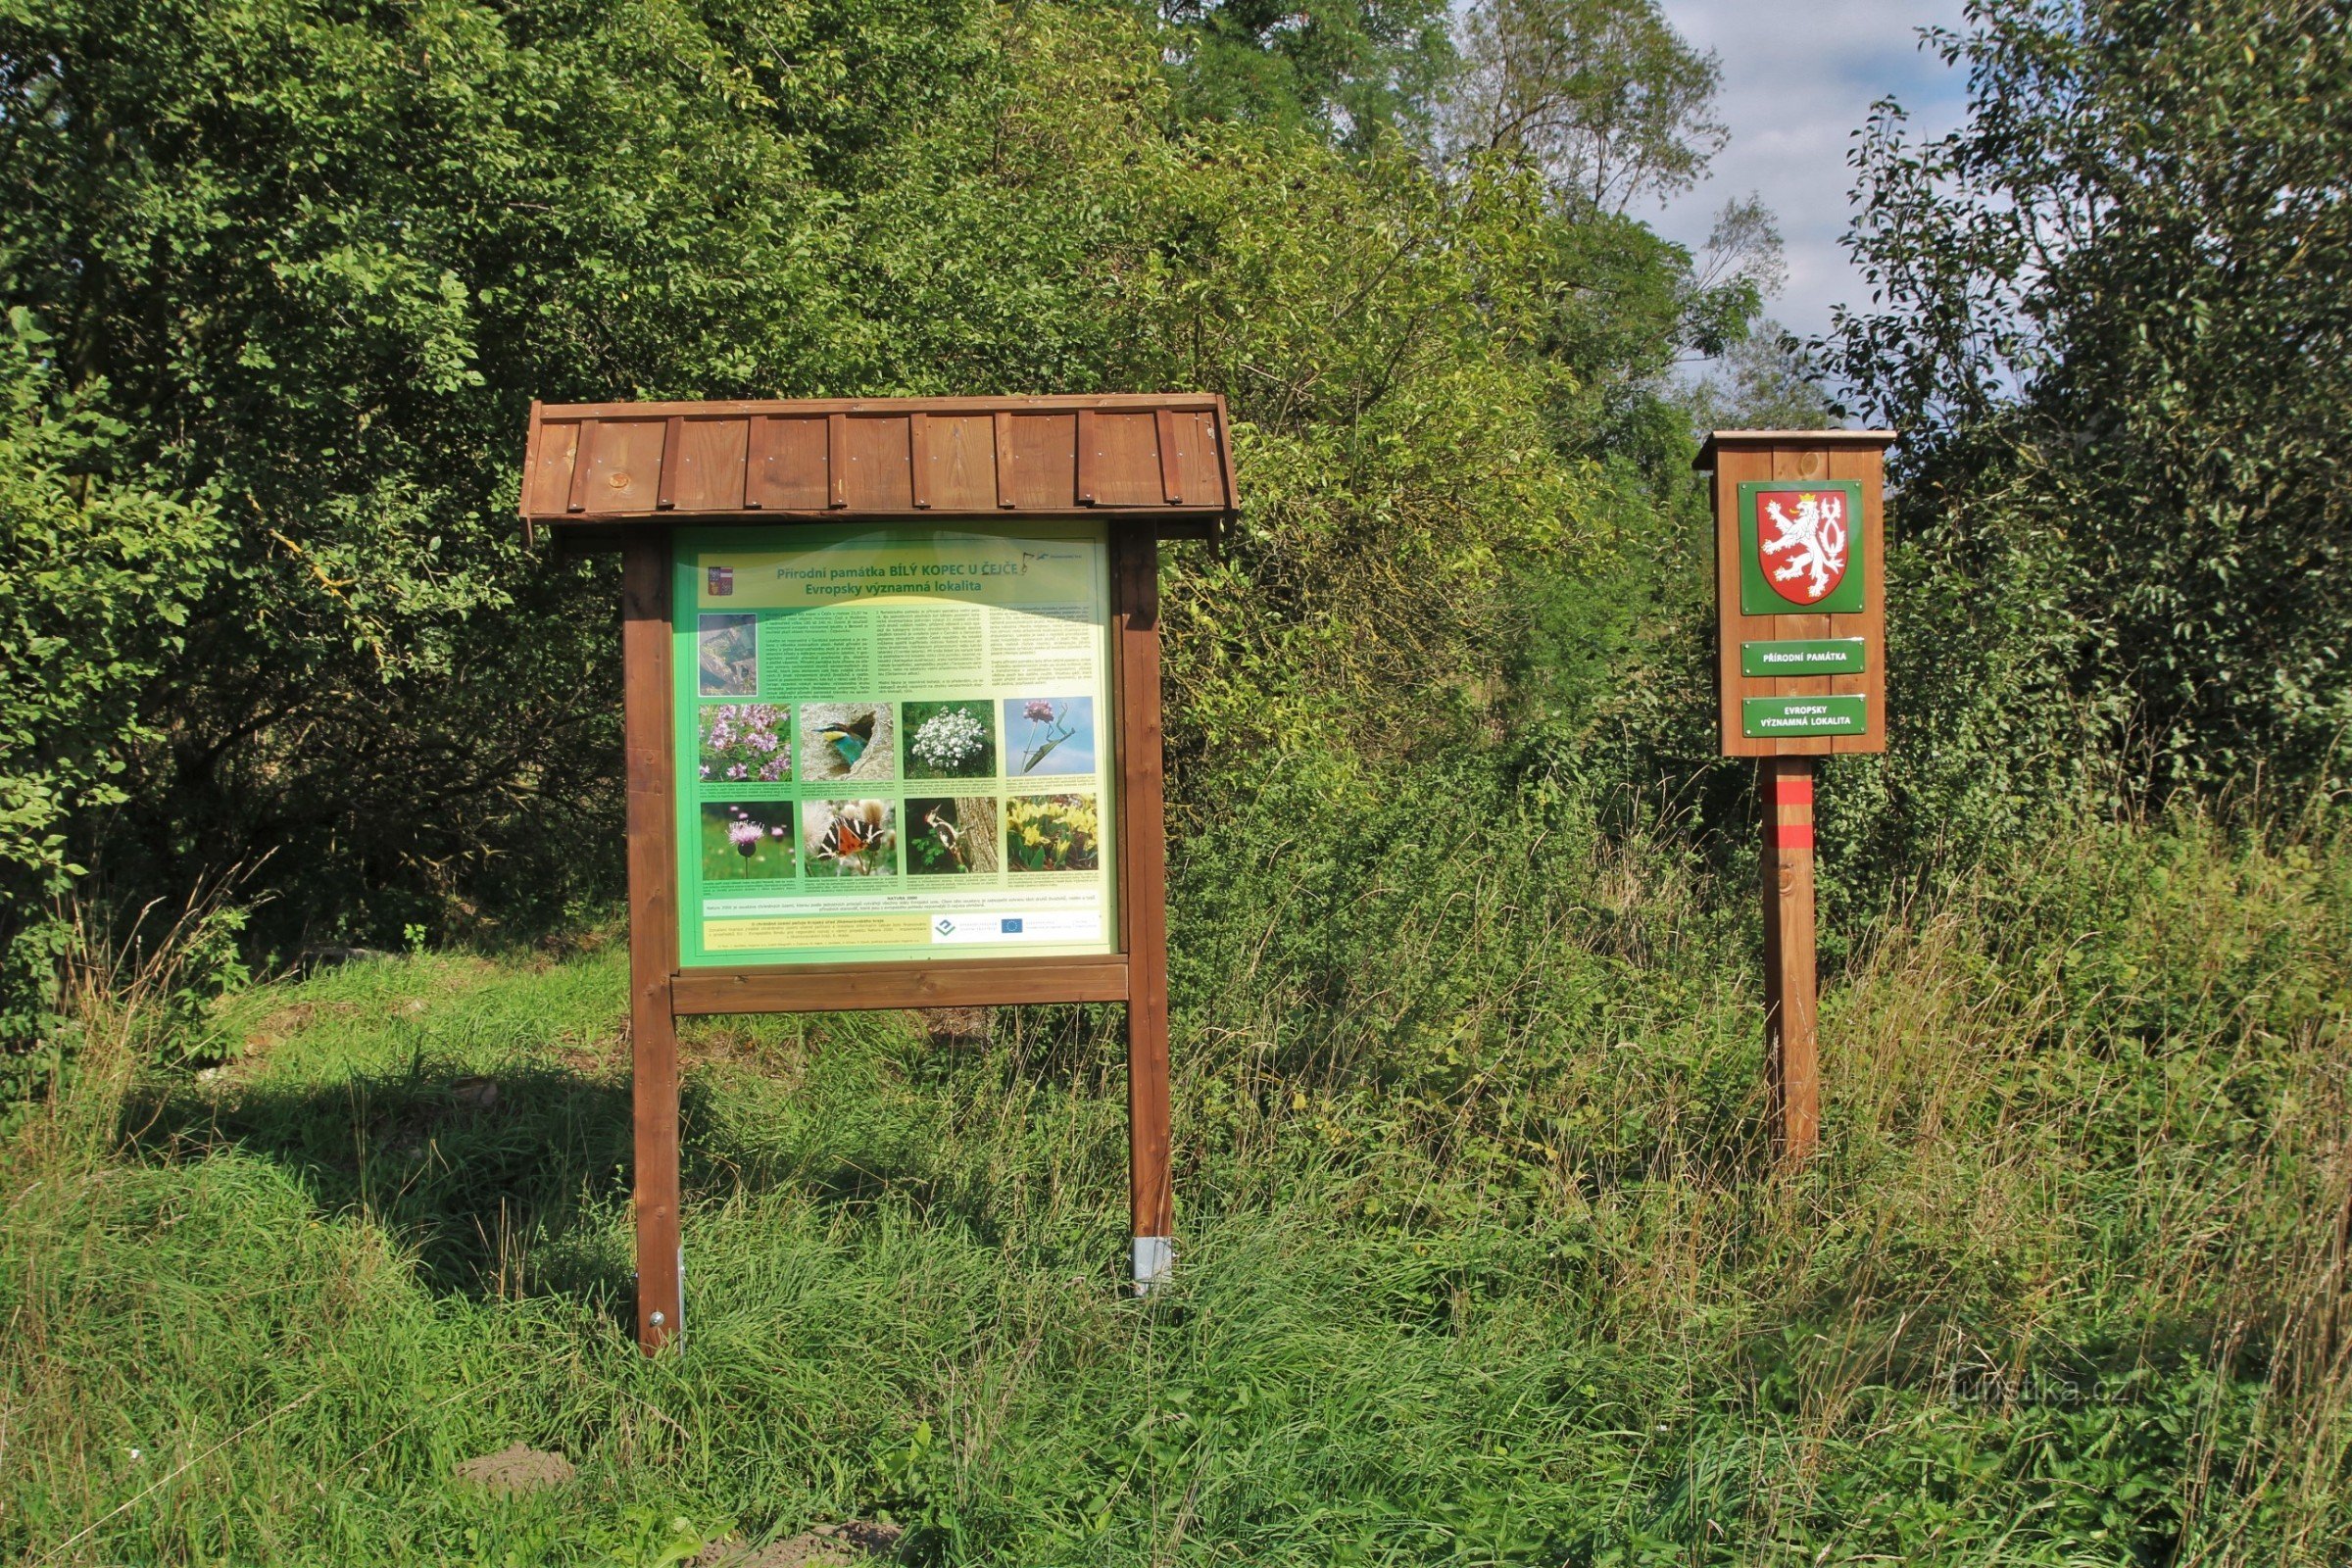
[819,715,871,769]
[797,703,895,781]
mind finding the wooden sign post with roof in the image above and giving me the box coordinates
[521,395,1238,1352]
[1696,429,1895,1162]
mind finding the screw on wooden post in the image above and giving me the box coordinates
[1761,757,1819,1160]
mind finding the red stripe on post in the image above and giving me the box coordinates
[1765,823,1816,851]
[1770,774,1815,807]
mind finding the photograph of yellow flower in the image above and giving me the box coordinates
[1006,793,1098,872]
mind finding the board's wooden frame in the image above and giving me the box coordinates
[1698,430,1896,759]
[533,396,1228,1352]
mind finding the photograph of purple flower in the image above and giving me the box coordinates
[1004,696,1096,776]
[699,703,791,785]
[701,801,794,881]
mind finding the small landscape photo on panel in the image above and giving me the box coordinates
[698,612,758,697]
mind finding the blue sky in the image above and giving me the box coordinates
[1649,1,1972,359]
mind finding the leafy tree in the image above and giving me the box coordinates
[0,0,990,952]
[1444,0,1724,212]
[1155,0,1457,145]
[0,309,225,1088]
[1682,318,1835,434]
[1834,0,2352,788]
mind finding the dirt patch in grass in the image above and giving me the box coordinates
[453,1442,574,1494]
[698,1521,903,1566]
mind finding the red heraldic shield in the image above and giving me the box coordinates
[1753,487,1849,607]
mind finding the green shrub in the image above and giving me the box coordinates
[0,309,225,1105]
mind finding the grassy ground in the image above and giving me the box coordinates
[3,805,2348,1564]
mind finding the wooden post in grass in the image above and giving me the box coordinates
[1113,526,1175,1283]
[621,531,685,1349]
[523,396,1234,1351]
[1760,756,1818,1158]
[1697,429,1896,1162]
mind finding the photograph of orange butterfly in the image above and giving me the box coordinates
[804,799,896,876]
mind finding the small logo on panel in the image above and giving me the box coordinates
[934,917,956,935]
[708,565,734,596]
[1000,917,1024,933]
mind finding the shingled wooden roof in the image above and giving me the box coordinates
[521,394,1238,547]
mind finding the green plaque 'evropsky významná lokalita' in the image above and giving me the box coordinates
[1742,695,1867,738]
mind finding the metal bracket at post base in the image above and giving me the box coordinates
[1132,1236,1173,1295]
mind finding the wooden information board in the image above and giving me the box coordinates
[1698,429,1896,1160]
[522,395,1238,1351]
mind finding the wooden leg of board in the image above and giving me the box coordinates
[1114,529,1174,1292]
[623,533,684,1350]
[1761,757,1820,1161]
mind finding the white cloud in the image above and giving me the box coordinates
[1648,1,1972,357]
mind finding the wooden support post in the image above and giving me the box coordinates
[1113,526,1174,1291]
[1761,757,1819,1161]
[622,533,684,1350]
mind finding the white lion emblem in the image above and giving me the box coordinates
[1760,492,1849,603]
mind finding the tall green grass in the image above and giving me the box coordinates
[3,793,2346,1564]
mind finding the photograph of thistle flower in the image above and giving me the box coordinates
[805,799,896,877]
[798,702,896,782]
[902,699,997,780]
[1007,793,1099,873]
[1004,696,1096,776]
[907,796,1000,875]
[701,800,794,881]
[698,703,790,785]
[698,612,758,697]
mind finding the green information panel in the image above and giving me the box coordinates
[1740,637,1867,676]
[1740,479,1865,615]
[673,521,1118,967]
[1742,695,1868,738]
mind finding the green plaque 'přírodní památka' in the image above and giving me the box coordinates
[1740,637,1867,676]
[671,520,1118,967]
[1742,695,1868,739]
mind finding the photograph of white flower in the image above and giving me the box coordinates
[901,699,997,780]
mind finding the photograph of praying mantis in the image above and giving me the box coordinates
[1004,696,1095,776]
